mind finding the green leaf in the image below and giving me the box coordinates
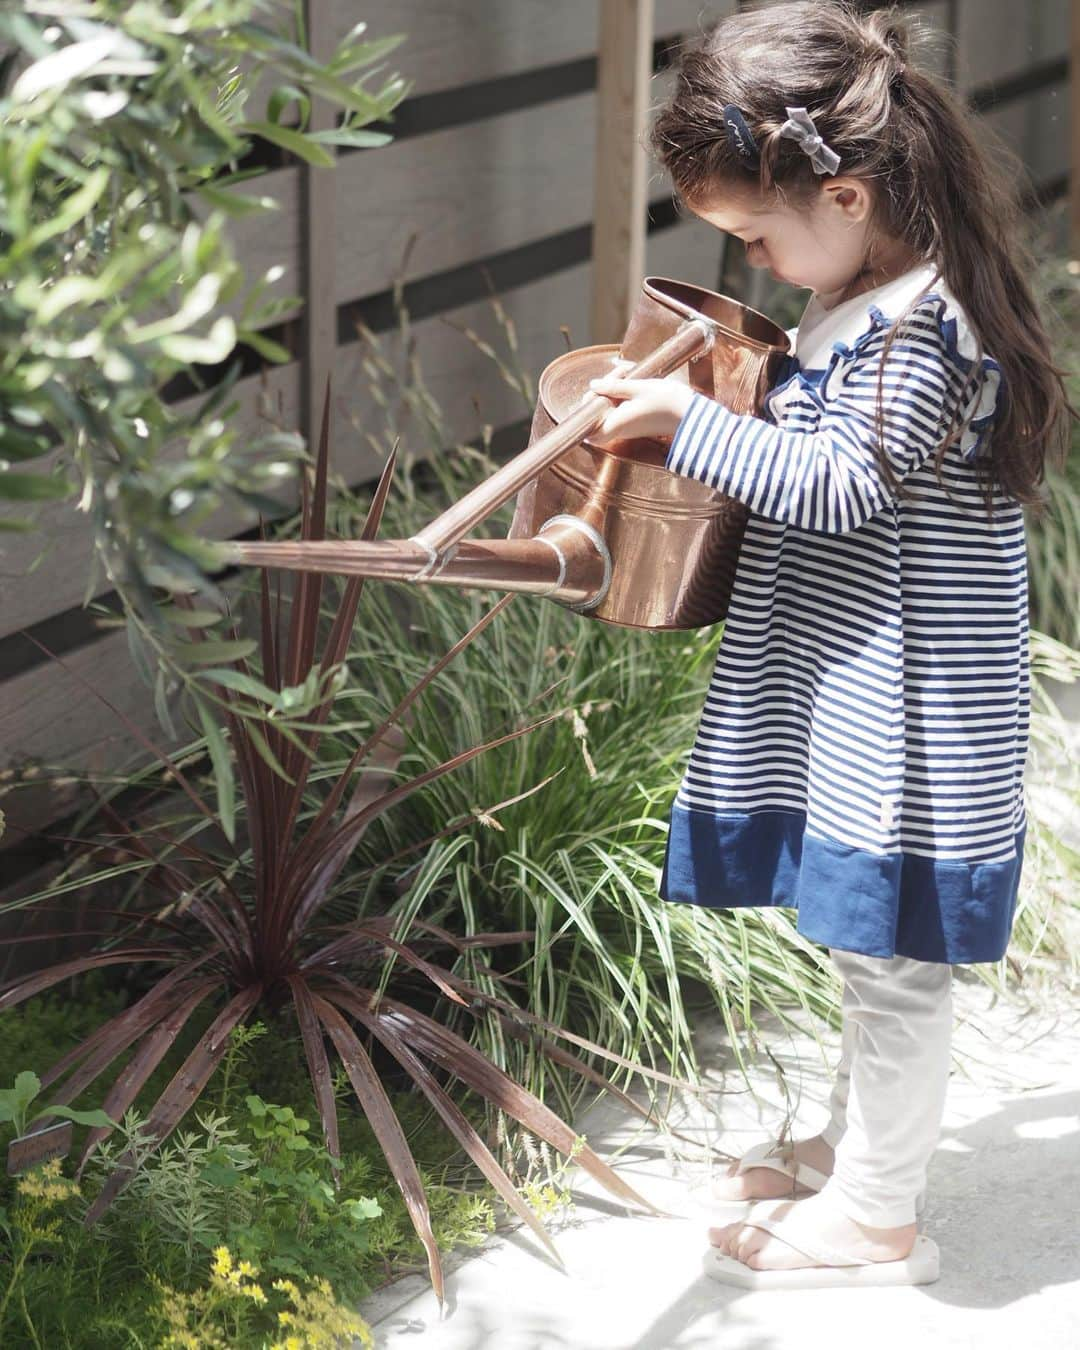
[199,668,279,703]
[0,1071,42,1125]
[243,720,294,783]
[153,665,177,741]
[344,1196,383,1221]
[238,328,292,364]
[156,316,237,365]
[328,33,407,78]
[0,470,70,501]
[0,426,52,463]
[33,1104,116,1130]
[238,121,335,168]
[30,274,109,325]
[12,34,128,102]
[198,703,236,843]
[306,128,392,149]
[178,639,258,666]
[24,166,110,250]
[194,182,279,217]
[158,606,225,629]
[266,84,311,131]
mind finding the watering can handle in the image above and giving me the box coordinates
[409,316,716,566]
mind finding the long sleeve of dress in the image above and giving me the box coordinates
[666,297,980,535]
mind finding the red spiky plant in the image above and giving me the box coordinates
[1,388,683,1305]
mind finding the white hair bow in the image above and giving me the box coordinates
[779,106,841,175]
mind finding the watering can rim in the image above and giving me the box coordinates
[642,275,791,354]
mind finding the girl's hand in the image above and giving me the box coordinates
[587,370,696,446]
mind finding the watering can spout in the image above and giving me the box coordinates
[221,277,790,631]
[225,514,611,610]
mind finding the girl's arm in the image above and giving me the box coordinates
[591,299,983,536]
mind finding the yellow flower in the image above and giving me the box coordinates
[16,1157,79,1204]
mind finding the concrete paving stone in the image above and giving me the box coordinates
[358,971,1080,1349]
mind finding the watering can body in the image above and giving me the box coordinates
[509,278,787,629]
[227,277,790,630]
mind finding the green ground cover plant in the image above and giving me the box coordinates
[0,996,527,1346]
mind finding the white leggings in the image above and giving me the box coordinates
[815,946,954,1228]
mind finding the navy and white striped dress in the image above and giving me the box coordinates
[659,262,1028,965]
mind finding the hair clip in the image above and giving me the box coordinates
[721,104,760,168]
[779,106,841,175]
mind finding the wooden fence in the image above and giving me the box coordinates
[0,0,1073,888]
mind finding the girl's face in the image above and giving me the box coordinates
[684,179,900,305]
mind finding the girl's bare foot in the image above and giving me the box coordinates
[708,1192,918,1271]
[708,1133,836,1202]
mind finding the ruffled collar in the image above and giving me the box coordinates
[765,262,1002,462]
[795,262,942,369]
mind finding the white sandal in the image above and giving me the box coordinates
[703,1198,940,1289]
[691,1140,927,1220]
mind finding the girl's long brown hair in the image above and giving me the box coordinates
[650,0,1074,513]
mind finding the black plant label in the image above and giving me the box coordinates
[7,1120,72,1175]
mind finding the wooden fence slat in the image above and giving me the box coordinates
[338,1,712,98]
[955,0,1069,91]
[592,1,656,344]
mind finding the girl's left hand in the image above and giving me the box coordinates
[587,371,696,446]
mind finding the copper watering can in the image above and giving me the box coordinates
[226,277,790,630]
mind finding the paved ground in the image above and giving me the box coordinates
[357,969,1080,1349]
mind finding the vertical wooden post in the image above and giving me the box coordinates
[591,0,655,344]
[1071,0,1080,253]
[302,0,338,449]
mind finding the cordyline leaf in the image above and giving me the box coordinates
[333,913,725,1159]
[86,787,253,960]
[0,949,177,1012]
[77,977,223,1176]
[84,983,261,1222]
[274,438,401,851]
[287,975,341,1187]
[333,982,566,1267]
[272,724,404,953]
[325,979,673,1220]
[340,911,536,957]
[303,921,468,1009]
[37,956,221,1105]
[418,959,727,1097]
[435,976,726,1156]
[30,937,215,1089]
[310,991,445,1307]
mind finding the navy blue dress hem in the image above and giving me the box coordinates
[659,802,1025,966]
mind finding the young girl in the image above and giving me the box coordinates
[589,1,1072,1291]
